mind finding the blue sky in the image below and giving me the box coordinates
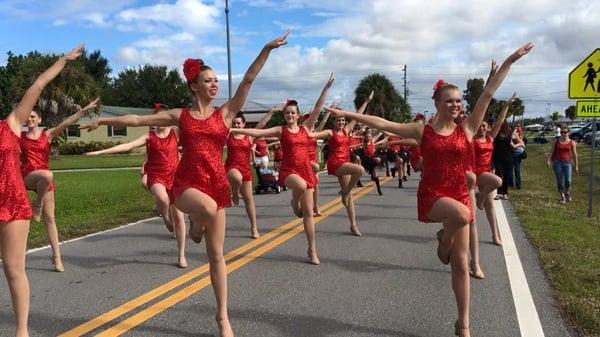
[1,0,598,118]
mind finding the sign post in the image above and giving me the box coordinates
[569,48,600,217]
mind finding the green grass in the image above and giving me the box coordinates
[49,154,145,170]
[28,170,156,248]
[510,142,600,337]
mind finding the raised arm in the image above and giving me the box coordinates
[48,98,100,139]
[221,31,290,124]
[308,129,333,139]
[465,42,534,138]
[345,90,374,132]
[84,134,148,155]
[80,109,181,132]
[315,110,331,132]
[325,106,423,142]
[7,44,84,132]
[230,126,282,139]
[489,93,516,139]
[255,103,284,130]
[303,73,335,130]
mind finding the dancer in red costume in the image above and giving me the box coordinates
[1,44,84,337]
[85,104,188,268]
[226,105,280,239]
[306,107,333,216]
[231,73,335,265]
[325,43,533,337]
[359,128,386,195]
[473,94,516,246]
[81,31,290,337]
[21,97,98,272]
[310,91,373,235]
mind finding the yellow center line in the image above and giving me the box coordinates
[59,178,387,337]
[96,178,390,336]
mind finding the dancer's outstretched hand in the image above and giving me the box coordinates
[508,42,534,63]
[325,72,335,88]
[266,30,291,49]
[81,97,100,112]
[368,90,375,101]
[508,92,517,104]
[79,120,100,132]
[324,106,345,119]
[65,44,84,61]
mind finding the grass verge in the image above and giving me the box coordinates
[49,154,145,170]
[510,142,599,337]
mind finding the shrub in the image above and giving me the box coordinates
[55,141,122,155]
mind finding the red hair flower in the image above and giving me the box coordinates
[153,103,169,111]
[431,79,446,99]
[183,58,203,83]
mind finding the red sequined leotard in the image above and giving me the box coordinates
[20,130,55,191]
[279,126,317,189]
[145,128,179,191]
[364,142,376,157]
[307,137,318,163]
[473,135,494,175]
[171,108,231,209]
[1,120,32,221]
[225,135,253,182]
[326,129,350,175]
[417,124,473,222]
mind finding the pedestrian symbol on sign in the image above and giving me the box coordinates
[583,61,599,92]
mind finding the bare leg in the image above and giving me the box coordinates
[335,162,365,195]
[426,198,471,337]
[150,184,173,232]
[285,175,319,264]
[41,191,63,272]
[484,193,502,245]
[140,174,149,190]
[227,169,243,206]
[475,172,502,210]
[0,220,31,337]
[24,170,53,222]
[170,206,187,268]
[466,172,484,279]
[311,162,321,215]
[285,174,306,218]
[337,175,360,236]
[239,181,259,238]
[175,190,232,337]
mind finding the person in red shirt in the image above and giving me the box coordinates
[547,125,579,203]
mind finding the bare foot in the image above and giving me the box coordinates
[251,226,260,239]
[52,256,65,272]
[217,318,234,337]
[455,320,470,337]
[188,217,205,243]
[307,249,320,265]
[178,255,188,268]
[493,237,503,246]
[350,226,362,237]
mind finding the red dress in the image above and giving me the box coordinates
[417,124,472,223]
[307,137,318,163]
[171,108,231,209]
[279,126,317,189]
[145,129,179,191]
[410,146,422,169]
[274,146,283,161]
[225,135,252,182]
[20,130,55,191]
[388,136,402,153]
[327,130,350,175]
[364,142,376,157]
[465,139,475,173]
[254,138,268,157]
[0,121,32,221]
[473,135,494,175]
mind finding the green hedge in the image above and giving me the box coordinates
[55,141,122,155]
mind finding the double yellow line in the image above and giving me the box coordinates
[60,177,390,336]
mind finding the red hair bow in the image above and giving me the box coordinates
[183,59,203,83]
[431,79,446,98]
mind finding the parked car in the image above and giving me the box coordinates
[570,122,600,142]
[524,123,544,132]
[583,131,600,146]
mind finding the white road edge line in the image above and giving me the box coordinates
[496,200,545,337]
[26,217,160,255]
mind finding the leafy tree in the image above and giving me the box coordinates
[1,51,99,125]
[551,111,561,123]
[104,65,191,108]
[354,73,410,122]
[565,105,577,121]
[463,78,486,112]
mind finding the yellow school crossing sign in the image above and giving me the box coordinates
[569,48,600,99]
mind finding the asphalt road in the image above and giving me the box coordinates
[0,172,577,337]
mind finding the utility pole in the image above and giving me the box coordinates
[402,64,407,102]
[225,0,232,100]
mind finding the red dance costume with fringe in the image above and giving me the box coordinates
[279,126,317,189]
[473,135,494,175]
[225,135,253,182]
[145,129,179,191]
[326,130,350,175]
[171,108,231,209]
[0,121,32,221]
[20,130,55,191]
[417,124,473,222]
